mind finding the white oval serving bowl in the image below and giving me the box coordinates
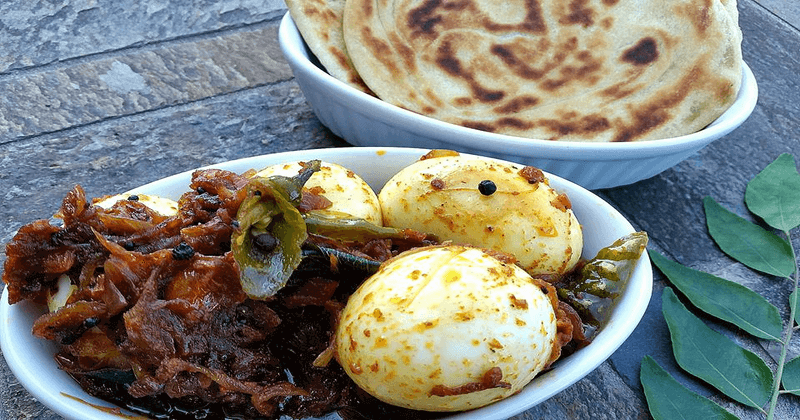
[1,147,652,420]
[278,12,758,190]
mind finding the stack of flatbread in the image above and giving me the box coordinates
[285,0,743,142]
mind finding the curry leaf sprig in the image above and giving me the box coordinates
[641,153,800,420]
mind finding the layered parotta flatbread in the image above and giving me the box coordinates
[342,0,743,142]
[285,0,373,93]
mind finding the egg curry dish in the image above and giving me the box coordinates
[2,150,647,419]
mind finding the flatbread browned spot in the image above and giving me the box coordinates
[621,38,659,66]
[343,0,743,142]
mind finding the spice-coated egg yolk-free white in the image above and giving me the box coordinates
[378,155,583,275]
[335,245,557,412]
[255,161,382,225]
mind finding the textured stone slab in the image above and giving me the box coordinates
[508,363,650,420]
[0,22,292,143]
[0,0,287,74]
[0,368,58,420]
[754,0,800,28]
[0,81,346,254]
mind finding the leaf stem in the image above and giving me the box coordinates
[766,230,798,420]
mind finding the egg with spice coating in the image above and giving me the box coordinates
[255,160,382,225]
[378,151,583,276]
[335,245,558,411]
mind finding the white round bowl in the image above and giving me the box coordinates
[278,12,758,190]
[0,147,652,420]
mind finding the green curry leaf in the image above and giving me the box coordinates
[643,154,800,420]
[650,250,782,341]
[640,355,738,420]
[781,356,800,396]
[745,153,800,232]
[704,196,795,277]
[662,287,773,409]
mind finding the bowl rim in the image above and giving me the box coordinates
[278,12,758,160]
[0,147,653,420]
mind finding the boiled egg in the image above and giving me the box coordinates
[255,161,382,225]
[94,193,179,217]
[378,153,583,275]
[335,245,557,412]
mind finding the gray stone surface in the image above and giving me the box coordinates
[753,0,800,29]
[0,23,292,142]
[0,0,286,74]
[1,0,800,419]
[509,363,651,420]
